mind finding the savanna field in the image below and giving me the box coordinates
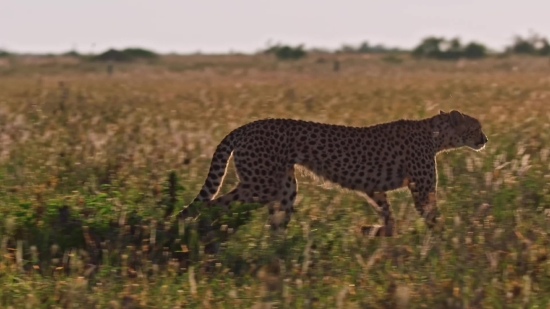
[1,53,550,308]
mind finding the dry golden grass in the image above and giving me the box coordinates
[1,53,550,308]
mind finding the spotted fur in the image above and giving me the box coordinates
[179,110,488,236]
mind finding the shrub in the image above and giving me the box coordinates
[265,44,307,60]
[122,48,158,59]
[92,47,158,62]
[539,39,550,55]
[62,50,81,58]
[337,41,401,54]
[505,32,550,56]
[463,42,487,59]
[412,37,487,60]
[92,49,133,62]
[510,37,537,54]
[412,37,445,59]
[0,50,11,57]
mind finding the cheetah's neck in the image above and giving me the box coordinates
[427,114,455,153]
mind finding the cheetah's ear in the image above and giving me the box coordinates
[439,110,446,115]
[449,110,464,126]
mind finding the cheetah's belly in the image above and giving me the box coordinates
[299,156,407,193]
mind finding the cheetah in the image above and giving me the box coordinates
[179,110,488,238]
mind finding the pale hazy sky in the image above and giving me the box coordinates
[1,0,549,54]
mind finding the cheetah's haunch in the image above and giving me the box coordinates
[179,110,488,238]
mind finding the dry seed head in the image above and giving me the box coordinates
[51,244,59,255]
[4,216,15,235]
[25,294,38,309]
[335,286,349,309]
[540,148,549,162]
[466,157,474,172]
[453,215,461,227]
[228,289,238,299]
[485,171,493,187]
[443,163,453,182]
[395,284,411,309]
[452,237,460,249]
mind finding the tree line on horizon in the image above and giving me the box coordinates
[266,31,550,60]
[1,31,549,62]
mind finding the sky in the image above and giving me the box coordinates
[1,0,549,54]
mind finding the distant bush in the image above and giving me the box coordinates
[463,42,487,59]
[264,44,307,60]
[336,41,402,54]
[0,50,11,57]
[412,37,443,58]
[92,49,133,62]
[510,38,536,54]
[62,50,81,57]
[92,47,159,62]
[121,48,158,59]
[412,37,487,60]
[505,32,550,56]
[307,47,332,54]
[539,40,550,56]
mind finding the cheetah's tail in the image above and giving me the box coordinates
[181,128,240,216]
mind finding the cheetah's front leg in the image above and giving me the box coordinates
[268,167,298,232]
[408,182,441,230]
[407,162,441,231]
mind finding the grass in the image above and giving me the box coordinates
[1,53,550,308]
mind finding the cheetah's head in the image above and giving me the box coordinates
[439,110,488,151]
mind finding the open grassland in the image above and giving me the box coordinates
[1,54,550,308]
